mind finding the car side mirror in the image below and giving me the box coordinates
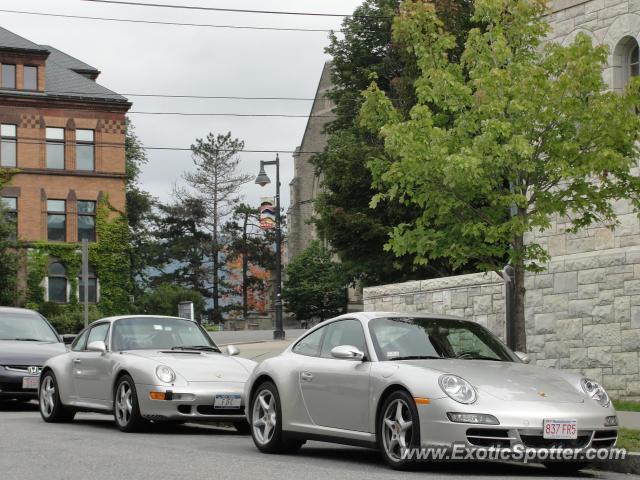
[62,334,76,345]
[515,351,530,364]
[226,345,240,356]
[87,340,107,353]
[331,345,365,361]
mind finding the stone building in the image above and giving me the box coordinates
[365,1,640,401]
[286,61,333,263]
[0,26,131,305]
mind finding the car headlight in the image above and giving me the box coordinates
[439,374,477,404]
[581,378,610,407]
[155,365,176,383]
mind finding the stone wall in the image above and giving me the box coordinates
[363,272,506,341]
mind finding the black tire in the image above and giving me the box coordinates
[378,390,421,470]
[39,371,76,423]
[543,462,590,474]
[113,375,147,433]
[233,420,251,434]
[249,381,303,454]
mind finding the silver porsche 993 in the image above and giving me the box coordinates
[244,312,618,472]
[39,315,256,432]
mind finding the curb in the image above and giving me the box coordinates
[593,452,640,474]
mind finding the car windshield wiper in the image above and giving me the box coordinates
[7,338,45,342]
[457,354,503,361]
[390,355,442,360]
[170,345,221,353]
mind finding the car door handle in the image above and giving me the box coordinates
[73,358,81,364]
[301,372,313,382]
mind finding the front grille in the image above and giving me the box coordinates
[466,428,513,448]
[196,405,245,416]
[4,365,42,374]
[591,430,617,448]
[178,405,192,414]
[0,382,28,393]
[143,414,169,421]
[519,432,590,449]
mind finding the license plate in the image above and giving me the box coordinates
[543,419,577,439]
[22,377,39,390]
[214,394,241,409]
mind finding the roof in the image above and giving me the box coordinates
[92,315,197,324]
[0,26,129,105]
[0,26,47,53]
[0,306,41,316]
[40,45,100,75]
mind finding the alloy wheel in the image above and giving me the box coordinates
[381,398,414,461]
[115,381,133,426]
[40,375,56,418]
[252,389,276,445]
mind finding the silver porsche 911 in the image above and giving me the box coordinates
[244,312,618,472]
[39,315,256,432]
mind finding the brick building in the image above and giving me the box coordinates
[0,26,131,305]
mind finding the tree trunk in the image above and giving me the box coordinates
[242,211,249,321]
[212,178,219,317]
[512,234,527,352]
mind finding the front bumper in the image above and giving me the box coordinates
[418,398,618,452]
[136,382,247,422]
[0,367,40,398]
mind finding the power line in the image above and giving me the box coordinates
[44,90,316,101]
[10,138,324,154]
[0,8,335,33]
[80,0,381,18]
[128,111,335,118]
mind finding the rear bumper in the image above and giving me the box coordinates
[136,382,247,422]
[0,369,39,398]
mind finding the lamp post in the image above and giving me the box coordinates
[255,154,285,340]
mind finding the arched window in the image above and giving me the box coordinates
[78,265,98,304]
[613,36,640,92]
[48,261,68,303]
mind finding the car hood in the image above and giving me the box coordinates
[0,340,67,365]
[127,350,254,382]
[400,359,585,403]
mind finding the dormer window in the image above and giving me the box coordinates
[2,64,15,89]
[24,66,37,90]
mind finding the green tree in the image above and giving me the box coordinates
[360,0,640,351]
[137,283,206,319]
[313,0,474,287]
[124,119,155,296]
[283,241,348,324]
[177,132,252,319]
[0,169,18,305]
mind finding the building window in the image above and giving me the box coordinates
[47,199,66,242]
[46,127,65,169]
[0,124,16,167]
[76,129,94,171]
[2,64,15,89]
[1,197,17,241]
[78,200,96,242]
[24,66,37,90]
[78,265,98,303]
[630,43,639,80]
[47,261,68,303]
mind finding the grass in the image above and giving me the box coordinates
[614,400,640,412]
[618,428,640,452]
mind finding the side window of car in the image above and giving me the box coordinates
[86,323,110,350]
[71,329,89,352]
[320,320,367,359]
[292,327,325,357]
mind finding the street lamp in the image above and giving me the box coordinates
[255,154,285,341]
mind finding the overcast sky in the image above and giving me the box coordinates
[4,0,363,211]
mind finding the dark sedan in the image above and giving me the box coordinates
[0,307,67,401]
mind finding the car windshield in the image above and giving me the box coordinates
[369,317,517,362]
[111,317,219,351]
[0,312,59,342]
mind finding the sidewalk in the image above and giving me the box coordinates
[619,411,640,429]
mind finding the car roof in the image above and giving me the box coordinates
[90,315,198,324]
[330,311,473,323]
[0,306,42,316]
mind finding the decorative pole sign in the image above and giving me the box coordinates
[259,197,276,230]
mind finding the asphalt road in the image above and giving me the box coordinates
[0,402,632,480]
